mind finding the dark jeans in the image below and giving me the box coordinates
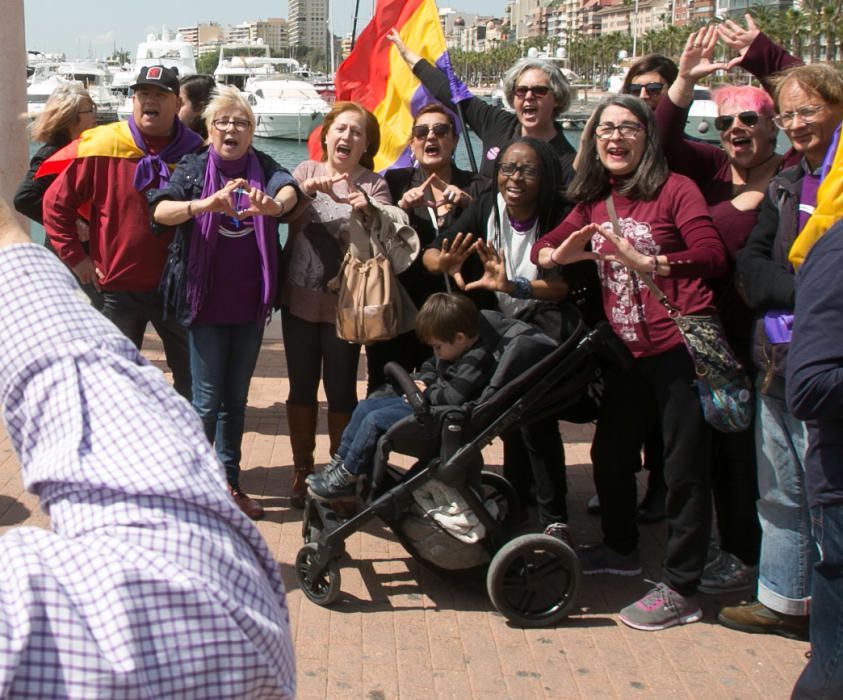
[189,322,264,489]
[792,503,843,699]
[504,418,568,526]
[591,344,713,595]
[712,427,761,565]
[281,308,360,414]
[338,395,413,476]
[365,330,432,396]
[101,290,191,400]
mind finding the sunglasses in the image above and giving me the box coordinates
[714,111,760,131]
[623,82,665,97]
[411,123,452,140]
[513,85,551,99]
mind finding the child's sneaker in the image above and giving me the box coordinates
[578,543,642,576]
[543,522,575,549]
[619,582,703,631]
[699,551,757,594]
[306,454,342,488]
[307,462,358,501]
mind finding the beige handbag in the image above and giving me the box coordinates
[330,204,412,344]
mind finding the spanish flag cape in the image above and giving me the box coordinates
[307,0,471,173]
[36,121,148,179]
[789,124,843,269]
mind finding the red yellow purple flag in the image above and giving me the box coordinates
[308,0,471,173]
[35,121,144,179]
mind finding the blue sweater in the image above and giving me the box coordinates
[786,220,843,507]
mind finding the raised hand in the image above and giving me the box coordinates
[398,173,438,210]
[678,25,728,82]
[718,14,761,68]
[436,232,476,289]
[465,241,508,292]
[386,29,421,68]
[344,179,373,214]
[238,186,283,217]
[197,178,248,219]
[599,227,656,274]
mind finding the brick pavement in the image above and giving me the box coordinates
[0,322,809,699]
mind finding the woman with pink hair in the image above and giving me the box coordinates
[653,22,799,599]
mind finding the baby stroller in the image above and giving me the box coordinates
[295,312,629,628]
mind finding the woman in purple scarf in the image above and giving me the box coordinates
[150,86,300,520]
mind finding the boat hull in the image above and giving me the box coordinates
[253,111,326,140]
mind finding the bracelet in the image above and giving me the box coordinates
[187,201,193,218]
[549,248,563,266]
[510,276,533,299]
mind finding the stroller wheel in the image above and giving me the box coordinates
[480,471,521,528]
[295,543,341,606]
[487,533,580,628]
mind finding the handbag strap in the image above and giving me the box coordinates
[604,195,682,319]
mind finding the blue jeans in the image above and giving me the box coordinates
[792,504,843,699]
[189,322,264,488]
[755,384,817,615]
[337,396,413,477]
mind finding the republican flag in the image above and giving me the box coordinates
[308,0,471,173]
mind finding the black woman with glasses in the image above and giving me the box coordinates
[149,85,300,521]
[365,104,488,395]
[387,29,576,182]
[423,137,574,534]
[533,95,727,632]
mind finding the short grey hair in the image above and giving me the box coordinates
[203,84,256,137]
[502,59,571,117]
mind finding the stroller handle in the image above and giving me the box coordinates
[384,362,429,418]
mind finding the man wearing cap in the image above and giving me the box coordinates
[42,65,203,399]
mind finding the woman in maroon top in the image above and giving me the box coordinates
[654,22,800,594]
[532,94,727,631]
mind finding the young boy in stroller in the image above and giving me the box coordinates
[307,292,498,501]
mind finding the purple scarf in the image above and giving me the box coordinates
[185,147,277,324]
[127,115,203,191]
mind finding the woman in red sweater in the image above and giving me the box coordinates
[532,94,727,631]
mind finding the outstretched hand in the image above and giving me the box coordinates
[436,232,476,289]
[386,29,421,68]
[718,14,761,68]
[301,172,348,199]
[198,178,249,219]
[678,25,729,81]
[546,224,602,267]
[465,241,508,293]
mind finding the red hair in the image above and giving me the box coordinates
[712,85,775,117]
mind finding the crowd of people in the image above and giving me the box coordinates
[4,14,843,697]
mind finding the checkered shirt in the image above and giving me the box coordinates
[0,244,295,698]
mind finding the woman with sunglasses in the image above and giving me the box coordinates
[364,104,488,394]
[423,137,574,532]
[718,64,843,640]
[651,25,800,597]
[387,30,575,181]
[533,95,727,631]
[149,85,300,521]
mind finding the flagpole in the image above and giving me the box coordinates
[351,0,361,50]
[454,103,478,174]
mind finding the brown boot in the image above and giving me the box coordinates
[287,402,318,508]
[327,411,352,456]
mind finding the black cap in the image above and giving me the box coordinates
[131,65,180,94]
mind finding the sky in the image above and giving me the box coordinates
[24,0,508,58]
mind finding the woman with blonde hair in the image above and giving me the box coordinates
[15,82,98,301]
[149,85,300,520]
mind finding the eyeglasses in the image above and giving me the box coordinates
[513,85,551,99]
[213,118,251,132]
[78,104,98,115]
[595,121,645,140]
[714,111,761,131]
[411,123,452,140]
[623,82,665,97]
[772,104,826,129]
[499,162,540,180]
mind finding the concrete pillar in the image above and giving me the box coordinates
[0,0,30,228]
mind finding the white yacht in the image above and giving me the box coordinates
[116,29,197,119]
[56,61,122,122]
[244,77,331,141]
[214,44,300,90]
